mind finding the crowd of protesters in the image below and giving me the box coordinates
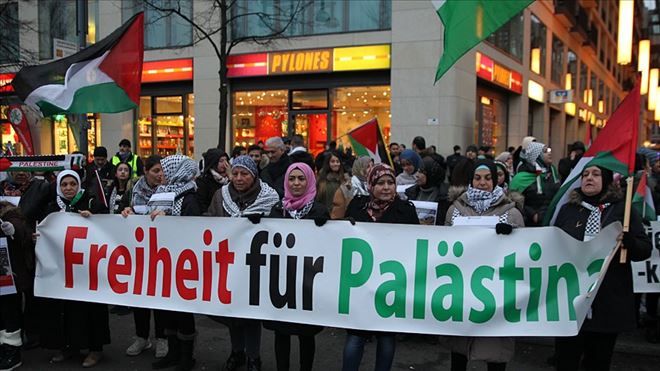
[0,133,655,371]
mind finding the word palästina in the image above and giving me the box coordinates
[338,238,604,324]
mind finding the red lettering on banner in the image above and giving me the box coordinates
[108,245,132,294]
[216,239,234,304]
[176,249,198,300]
[147,227,172,297]
[64,226,88,288]
[89,244,107,290]
[57,224,236,305]
[133,247,144,295]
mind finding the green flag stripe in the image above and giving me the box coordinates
[37,82,137,116]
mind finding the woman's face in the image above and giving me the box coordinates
[496,168,505,186]
[146,163,164,187]
[581,166,603,196]
[232,167,255,192]
[116,164,131,181]
[401,159,414,175]
[372,175,396,202]
[217,157,230,174]
[288,168,307,197]
[60,176,80,200]
[472,168,494,192]
[416,172,427,187]
[329,156,341,173]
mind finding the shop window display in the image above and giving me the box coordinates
[231,86,391,155]
[137,95,195,157]
[233,90,288,147]
[52,114,101,157]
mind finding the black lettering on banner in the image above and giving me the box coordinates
[646,261,659,284]
[246,231,268,305]
[302,256,324,310]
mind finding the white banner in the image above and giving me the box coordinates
[632,221,660,293]
[35,213,622,336]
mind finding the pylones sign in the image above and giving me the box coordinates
[35,213,622,336]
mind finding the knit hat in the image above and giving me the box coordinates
[93,146,108,157]
[399,149,422,172]
[232,155,258,178]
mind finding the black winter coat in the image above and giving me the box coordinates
[344,195,419,337]
[261,154,291,197]
[263,201,329,336]
[346,196,420,225]
[18,178,53,226]
[0,204,33,291]
[554,191,652,333]
[516,164,560,227]
[195,174,224,214]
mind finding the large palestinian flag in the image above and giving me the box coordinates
[12,13,144,116]
[545,79,640,226]
[347,118,393,167]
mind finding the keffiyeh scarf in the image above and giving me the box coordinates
[221,180,279,217]
[465,185,505,214]
[580,201,611,240]
[155,155,199,216]
[286,201,315,219]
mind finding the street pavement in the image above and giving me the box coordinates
[18,310,660,370]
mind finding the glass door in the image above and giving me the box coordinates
[291,112,328,157]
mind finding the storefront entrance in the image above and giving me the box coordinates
[291,112,328,156]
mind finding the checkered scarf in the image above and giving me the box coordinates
[580,201,611,240]
[465,185,505,214]
[155,155,199,216]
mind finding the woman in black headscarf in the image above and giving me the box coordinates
[553,165,652,371]
[196,148,230,213]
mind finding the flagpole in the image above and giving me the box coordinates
[76,0,89,157]
[621,176,634,262]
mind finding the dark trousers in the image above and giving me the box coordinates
[133,308,165,339]
[161,310,195,337]
[555,330,618,371]
[274,332,315,371]
[0,293,22,333]
[450,352,506,371]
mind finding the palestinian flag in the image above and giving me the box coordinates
[0,154,86,172]
[11,13,144,116]
[347,118,393,167]
[633,170,656,222]
[545,79,641,225]
[432,0,533,82]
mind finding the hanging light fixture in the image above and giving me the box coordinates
[617,0,634,65]
[655,88,660,120]
[565,73,572,90]
[639,40,651,95]
[649,69,659,111]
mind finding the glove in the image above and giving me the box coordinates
[314,217,328,227]
[247,213,263,224]
[345,217,356,226]
[1,221,15,238]
[495,223,513,235]
[622,231,635,248]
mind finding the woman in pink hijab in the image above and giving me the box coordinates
[264,162,329,371]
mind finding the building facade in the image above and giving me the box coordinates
[0,0,652,159]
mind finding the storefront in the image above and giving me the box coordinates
[51,113,102,156]
[136,59,194,158]
[475,52,522,154]
[227,45,391,156]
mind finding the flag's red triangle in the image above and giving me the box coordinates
[349,119,378,153]
[584,79,640,175]
[636,170,648,197]
[99,13,144,105]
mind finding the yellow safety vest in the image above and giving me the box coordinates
[112,154,139,179]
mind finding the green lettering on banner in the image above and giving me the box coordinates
[375,261,407,318]
[527,243,543,322]
[431,263,463,321]
[586,259,604,293]
[469,266,495,323]
[546,263,580,321]
[499,253,523,323]
[413,240,428,319]
[338,238,373,314]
